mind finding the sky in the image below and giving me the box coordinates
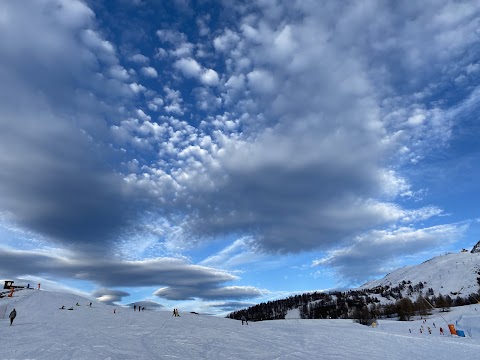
[2,289,480,359]
[0,0,480,315]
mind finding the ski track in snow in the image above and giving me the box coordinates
[1,290,480,359]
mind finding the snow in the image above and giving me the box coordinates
[284,308,300,319]
[360,252,480,298]
[2,289,480,359]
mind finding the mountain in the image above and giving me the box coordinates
[471,240,480,254]
[228,250,480,322]
[2,287,480,359]
[359,251,480,301]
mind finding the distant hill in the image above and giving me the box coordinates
[228,243,480,322]
[360,250,480,300]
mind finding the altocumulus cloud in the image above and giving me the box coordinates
[0,0,479,306]
[128,0,474,256]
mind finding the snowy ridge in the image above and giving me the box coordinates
[2,289,480,359]
[359,252,480,299]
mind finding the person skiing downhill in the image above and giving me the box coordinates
[9,308,16,325]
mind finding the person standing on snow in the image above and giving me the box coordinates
[9,308,17,325]
[241,315,248,325]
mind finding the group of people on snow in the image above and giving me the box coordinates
[172,308,180,317]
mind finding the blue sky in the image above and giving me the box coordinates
[1,0,480,315]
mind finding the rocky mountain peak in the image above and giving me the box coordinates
[471,240,480,253]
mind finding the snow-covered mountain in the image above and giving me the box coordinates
[359,250,480,301]
[229,247,480,322]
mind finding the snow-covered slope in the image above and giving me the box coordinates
[2,288,480,359]
[360,252,480,299]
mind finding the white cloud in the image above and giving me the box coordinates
[200,69,219,86]
[313,223,469,283]
[108,65,130,81]
[129,82,146,94]
[80,29,116,64]
[141,66,158,78]
[147,97,164,111]
[174,58,202,78]
[174,58,219,86]
[196,14,210,37]
[135,109,151,121]
[213,29,240,52]
[246,69,275,94]
[129,53,149,64]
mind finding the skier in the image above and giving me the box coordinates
[241,315,248,325]
[440,327,444,335]
[89,302,92,307]
[38,283,41,290]
[9,308,16,326]
[134,305,137,311]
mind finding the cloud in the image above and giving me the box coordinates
[199,237,261,269]
[129,82,146,94]
[2,0,480,294]
[93,288,130,305]
[313,222,469,284]
[118,0,480,259]
[0,0,138,254]
[129,300,164,309]
[140,66,158,78]
[213,29,240,52]
[0,247,261,301]
[154,285,263,301]
[108,65,130,81]
[174,58,202,77]
[129,53,149,64]
[173,58,219,86]
[209,301,256,313]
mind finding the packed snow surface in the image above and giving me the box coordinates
[2,289,480,359]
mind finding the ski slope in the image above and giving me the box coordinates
[1,289,480,359]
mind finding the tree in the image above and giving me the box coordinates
[415,295,430,316]
[397,298,414,321]
[353,306,373,325]
[435,294,450,312]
